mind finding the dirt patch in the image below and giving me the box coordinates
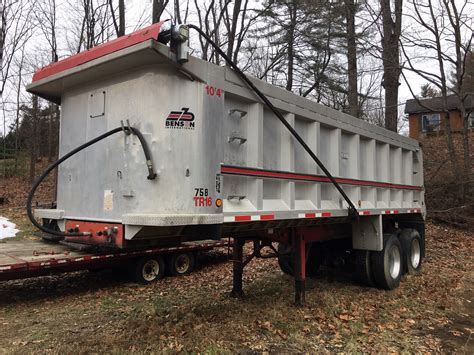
[431,276,474,353]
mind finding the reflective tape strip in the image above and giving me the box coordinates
[230,214,276,222]
[235,215,251,222]
[296,212,332,219]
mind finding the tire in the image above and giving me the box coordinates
[277,243,293,275]
[371,234,403,290]
[355,249,374,287]
[306,244,322,277]
[134,256,165,284]
[399,229,423,275]
[167,252,196,276]
[277,242,321,277]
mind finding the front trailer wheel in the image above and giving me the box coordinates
[371,234,403,290]
[134,256,165,284]
[355,249,375,287]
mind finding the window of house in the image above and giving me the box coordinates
[469,112,474,128]
[421,113,441,132]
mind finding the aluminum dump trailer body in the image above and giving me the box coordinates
[27,23,424,249]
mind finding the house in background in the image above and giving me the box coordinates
[405,94,474,139]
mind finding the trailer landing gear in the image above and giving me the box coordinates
[230,232,308,306]
[293,233,306,307]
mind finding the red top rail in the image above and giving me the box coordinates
[32,21,165,83]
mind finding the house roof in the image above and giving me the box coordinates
[405,93,474,114]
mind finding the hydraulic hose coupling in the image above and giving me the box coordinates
[147,160,157,180]
[171,24,190,64]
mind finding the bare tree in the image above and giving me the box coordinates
[1,0,34,97]
[401,0,473,199]
[34,0,60,163]
[108,0,125,37]
[225,0,242,62]
[69,0,114,52]
[152,0,169,23]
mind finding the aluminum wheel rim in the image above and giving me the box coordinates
[411,238,421,269]
[142,260,160,281]
[388,245,401,279]
[175,254,190,274]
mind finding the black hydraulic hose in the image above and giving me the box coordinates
[27,126,157,237]
[187,24,359,218]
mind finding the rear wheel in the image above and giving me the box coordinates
[355,249,374,286]
[400,229,423,274]
[277,242,321,277]
[371,234,402,290]
[167,252,196,276]
[134,256,165,284]
[277,243,293,275]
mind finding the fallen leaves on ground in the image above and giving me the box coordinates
[0,218,470,353]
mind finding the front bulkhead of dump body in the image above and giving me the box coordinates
[57,63,225,241]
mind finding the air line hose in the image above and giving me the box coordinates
[27,126,157,237]
[187,24,359,218]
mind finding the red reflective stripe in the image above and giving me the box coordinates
[321,212,332,217]
[32,22,164,82]
[305,213,316,218]
[221,166,422,191]
[260,214,274,220]
[360,210,371,215]
[385,210,391,214]
[393,210,399,214]
[235,215,251,222]
[167,114,193,119]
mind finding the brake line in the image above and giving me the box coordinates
[27,126,157,238]
[187,24,358,218]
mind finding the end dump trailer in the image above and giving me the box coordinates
[26,22,425,304]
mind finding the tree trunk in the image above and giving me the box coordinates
[174,0,182,24]
[29,95,39,185]
[460,104,471,201]
[14,59,23,173]
[152,0,169,23]
[345,0,358,117]
[380,0,402,132]
[118,0,125,36]
[48,104,54,162]
[226,0,242,64]
[446,0,470,199]
[286,3,297,92]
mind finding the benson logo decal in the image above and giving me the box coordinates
[165,108,195,129]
